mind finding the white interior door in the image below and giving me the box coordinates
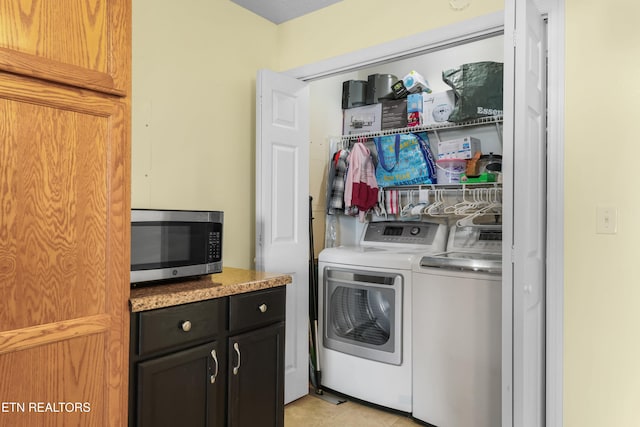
[256,69,310,404]
[503,1,547,426]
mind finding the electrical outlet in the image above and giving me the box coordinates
[596,206,618,234]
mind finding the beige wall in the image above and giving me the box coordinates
[133,0,640,425]
[132,0,278,269]
[275,0,504,71]
[564,1,640,426]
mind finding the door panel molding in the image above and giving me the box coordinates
[0,48,123,96]
[0,315,110,355]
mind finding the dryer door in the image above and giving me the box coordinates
[323,268,402,365]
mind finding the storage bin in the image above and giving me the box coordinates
[436,159,466,184]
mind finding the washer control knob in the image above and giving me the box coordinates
[410,227,421,236]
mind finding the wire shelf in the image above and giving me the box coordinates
[338,115,503,142]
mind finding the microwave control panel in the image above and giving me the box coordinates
[208,227,222,263]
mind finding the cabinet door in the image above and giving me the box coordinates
[228,322,285,427]
[0,1,130,426]
[137,341,224,427]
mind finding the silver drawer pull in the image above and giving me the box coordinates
[181,320,192,332]
[210,349,218,384]
[258,304,268,313]
[233,342,241,375]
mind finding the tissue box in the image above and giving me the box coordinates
[402,70,431,94]
[437,136,481,160]
[407,93,424,127]
[381,99,407,129]
[343,104,382,135]
[422,90,456,125]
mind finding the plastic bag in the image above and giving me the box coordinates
[374,132,437,187]
[442,61,503,122]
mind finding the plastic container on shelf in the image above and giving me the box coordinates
[436,159,466,184]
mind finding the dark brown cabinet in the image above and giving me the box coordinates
[227,288,286,427]
[129,286,286,427]
[227,324,285,427]
[137,341,224,427]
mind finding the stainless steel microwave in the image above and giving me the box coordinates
[130,209,223,285]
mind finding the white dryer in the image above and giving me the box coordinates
[412,225,502,427]
[318,221,448,413]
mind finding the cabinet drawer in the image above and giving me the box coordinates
[229,287,286,332]
[138,298,225,356]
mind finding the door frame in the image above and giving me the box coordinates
[284,3,565,427]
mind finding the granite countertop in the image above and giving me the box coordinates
[129,267,292,312]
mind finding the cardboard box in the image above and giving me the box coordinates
[381,99,407,129]
[407,93,424,127]
[343,104,382,135]
[437,136,481,160]
[422,90,456,125]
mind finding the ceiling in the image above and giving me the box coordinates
[230,0,343,24]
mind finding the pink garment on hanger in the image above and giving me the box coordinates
[344,141,379,221]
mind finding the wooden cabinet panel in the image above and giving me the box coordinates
[0,73,121,331]
[0,0,107,71]
[0,0,129,94]
[0,0,130,425]
[0,69,130,426]
[0,334,105,427]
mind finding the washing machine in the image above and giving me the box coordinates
[318,220,448,413]
[412,225,502,427]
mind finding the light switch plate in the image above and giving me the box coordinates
[596,206,618,234]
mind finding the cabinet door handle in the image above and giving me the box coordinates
[232,342,241,375]
[181,320,192,332]
[210,349,219,384]
[258,303,267,313]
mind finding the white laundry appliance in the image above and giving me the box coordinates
[318,220,448,413]
[412,225,502,427]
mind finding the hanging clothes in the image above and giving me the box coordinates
[344,140,379,222]
[327,149,349,214]
[385,189,400,216]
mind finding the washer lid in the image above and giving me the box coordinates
[418,252,502,274]
[446,225,502,254]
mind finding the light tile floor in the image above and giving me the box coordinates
[284,392,420,427]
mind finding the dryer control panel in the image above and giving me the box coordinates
[361,221,447,249]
